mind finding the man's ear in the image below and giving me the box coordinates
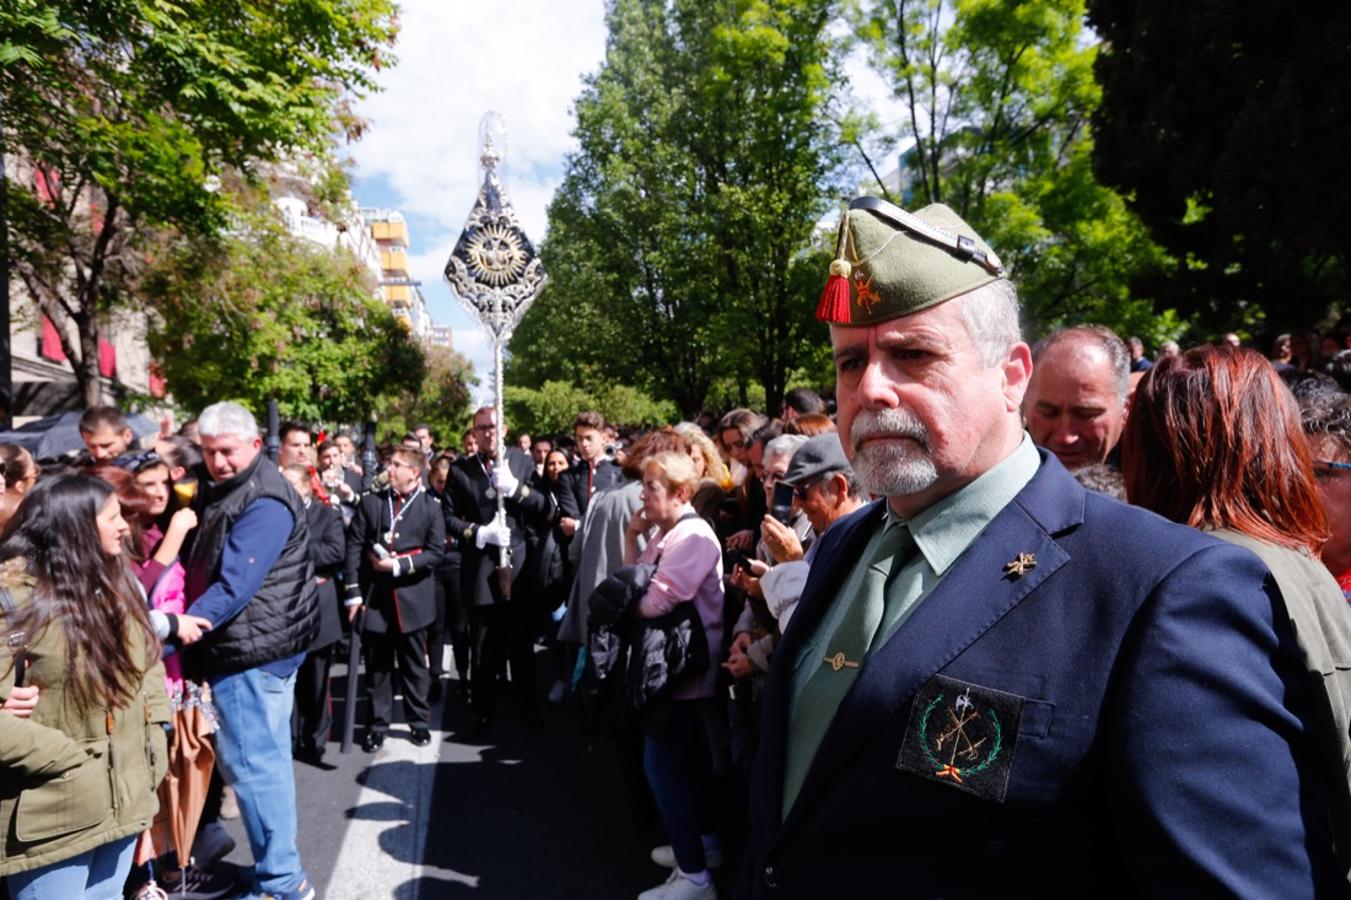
[1001,342,1033,413]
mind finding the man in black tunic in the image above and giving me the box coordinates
[344,446,446,751]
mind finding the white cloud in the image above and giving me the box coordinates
[349,0,608,397]
[350,3,918,401]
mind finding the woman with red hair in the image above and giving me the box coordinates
[1124,344,1351,872]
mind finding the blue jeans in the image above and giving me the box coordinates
[6,834,136,900]
[643,700,719,874]
[211,667,307,895]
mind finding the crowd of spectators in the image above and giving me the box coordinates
[5,318,1351,898]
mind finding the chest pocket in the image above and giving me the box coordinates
[16,737,112,843]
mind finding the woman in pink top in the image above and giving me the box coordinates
[624,451,724,900]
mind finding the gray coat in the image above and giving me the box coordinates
[559,479,643,645]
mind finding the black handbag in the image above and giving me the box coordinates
[586,513,710,709]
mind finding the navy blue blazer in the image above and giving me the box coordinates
[739,452,1343,898]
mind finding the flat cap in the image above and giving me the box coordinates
[816,197,1005,326]
[781,433,852,487]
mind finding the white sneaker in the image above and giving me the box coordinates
[637,868,716,900]
[650,844,723,870]
[547,680,566,704]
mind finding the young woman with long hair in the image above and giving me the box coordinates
[1124,344,1351,873]
[0,475,170,898]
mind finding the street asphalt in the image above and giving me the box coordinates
[212,649,720,899]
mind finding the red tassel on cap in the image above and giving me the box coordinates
[815,258,853,323]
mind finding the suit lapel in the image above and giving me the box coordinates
[769,455,1082,847]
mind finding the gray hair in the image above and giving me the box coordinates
[1301,393,1351,456]
[960,278,1023,367]
[1031,325,1131,403]
[763,434,809,466]
[197,402,259,440]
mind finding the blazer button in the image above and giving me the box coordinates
[763,864,779,889]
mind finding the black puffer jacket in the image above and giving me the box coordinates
[585,563,707,711]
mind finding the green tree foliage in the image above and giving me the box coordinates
[1088,0,1351,332]
[376,344,479,446]
[504,380,677,438]
[141,207,424,423]
[508,0,842,417]
[0,0,397,404]
[850,0,1175,341]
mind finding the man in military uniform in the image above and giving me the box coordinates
[344,446,445,752]
[738,198,1342,897]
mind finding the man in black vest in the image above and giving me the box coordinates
[184,401,320,900]
[344,447,445,751]
[446,406,548,737]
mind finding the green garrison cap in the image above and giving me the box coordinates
[815,197,1005,326]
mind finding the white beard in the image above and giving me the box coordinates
[850,408,939,497]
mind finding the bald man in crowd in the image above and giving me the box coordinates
[1022,325,1130,469]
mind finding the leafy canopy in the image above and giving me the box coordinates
[0,0,398,403]
[508,0,843,417]
[142,202,425,423]
[849,0,1177,342]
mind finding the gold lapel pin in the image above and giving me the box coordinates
[1003,552,1037,578]
[824,651,860,672]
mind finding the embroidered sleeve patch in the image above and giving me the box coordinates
[896,674,1025,803]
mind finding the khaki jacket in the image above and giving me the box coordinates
[1212,530,1351,879]
[0,568,170,876]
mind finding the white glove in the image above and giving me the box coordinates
[476,520,512,549]
[491,464,520,497]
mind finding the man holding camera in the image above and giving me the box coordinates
[344,446,445,752]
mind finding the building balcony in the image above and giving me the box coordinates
[369,220,409,247]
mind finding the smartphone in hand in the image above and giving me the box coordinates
[771,482,795,525]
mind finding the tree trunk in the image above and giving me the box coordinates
[77,320,103,407]
[36,297,103,407]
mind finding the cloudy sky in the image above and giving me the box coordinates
[349,1,900,403]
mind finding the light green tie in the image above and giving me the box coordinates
[782,522,914,819]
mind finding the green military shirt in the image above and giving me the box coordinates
[787,434,1042,748]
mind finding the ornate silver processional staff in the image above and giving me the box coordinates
[444,113,547,583]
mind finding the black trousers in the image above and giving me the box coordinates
[427,577,449,680]
[291,645,334,751]
[442,563,470,680]
[470,602,537,719]
[364,627,431,732]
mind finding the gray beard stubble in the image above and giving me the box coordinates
[850,408,939,496]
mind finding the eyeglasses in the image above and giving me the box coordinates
[791,479,820,502]
[1313,460,1351,480]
